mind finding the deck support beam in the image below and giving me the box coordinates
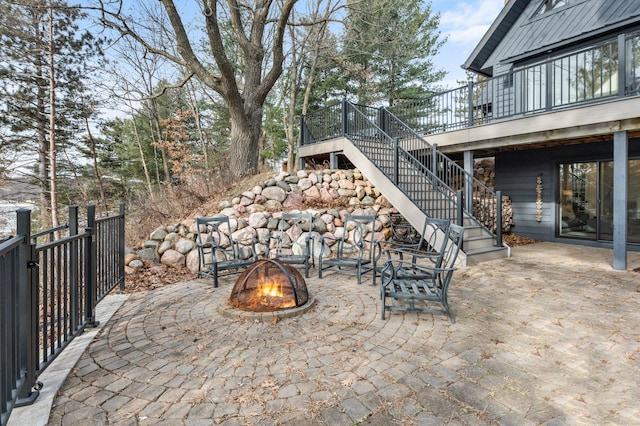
[464,150,474,213]
[613,130,628,270]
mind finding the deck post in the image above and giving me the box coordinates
[464,150,473,213]
[613,131,628,270]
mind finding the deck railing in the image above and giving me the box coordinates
[303,34,640,142]
[388,34,639,135]
[0,204,125,426]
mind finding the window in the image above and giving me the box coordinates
[533,0,567,17]
[558,160,640,244]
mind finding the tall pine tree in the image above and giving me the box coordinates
[340,0,446,106]
[0,0,106,226]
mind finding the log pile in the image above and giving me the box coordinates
[474,158,495,189]
[472,194,514,233]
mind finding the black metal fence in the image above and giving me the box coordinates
[0,204,125,426]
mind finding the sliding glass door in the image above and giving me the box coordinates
[559,160,640,243]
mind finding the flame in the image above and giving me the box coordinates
[259,279,285,298]
[237,276,295,311]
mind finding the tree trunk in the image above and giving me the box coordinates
[228,103,261,177]
[48,3,59,229]
[85,116,107,211]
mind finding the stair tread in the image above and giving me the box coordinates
[465,245,508,255]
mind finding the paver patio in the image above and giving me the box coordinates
[43,242,640,425]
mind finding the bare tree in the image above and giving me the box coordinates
[282,0,340,172]
[98,0,298,178]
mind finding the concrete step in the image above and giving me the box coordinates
[464,234,497,251]
[465,245,510,264]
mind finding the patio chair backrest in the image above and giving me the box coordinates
[419,217,451,254]
[277,212,314,252]
[196,216,236,253]
[280,212,313,238]
[343,214,376,258]
[440,223,464,270]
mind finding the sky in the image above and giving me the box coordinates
[430,0,506,88]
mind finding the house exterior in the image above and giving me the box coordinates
[457,0,640,266]
[298,0,640,268]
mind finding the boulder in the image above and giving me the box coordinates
[175,238,195,254]
[249,212,269,228]
[262,186,287,202]
[138,248,159,262]
[158,241,172,255]
[150,227,167,241]
[161,249,185,268]
[283,193,304,208]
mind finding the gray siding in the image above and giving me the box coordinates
[495,139,640,242]
[486,0,640,68]
[467,0,640,75]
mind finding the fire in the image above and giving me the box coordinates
[229,259,308,312]
[258,279,286,298]
[238,276,296,311]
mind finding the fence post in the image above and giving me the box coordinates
[341,98,349,135]
[84,205,99,327]
[16,209,39,406]
[299,115,306,145]
[496,191,503,247]
[118,203,126,293]
[456,190,464,226]
[393,137,399,185]
[467,80,474,127]
[69,206,79,332]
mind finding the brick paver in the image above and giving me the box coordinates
[47,242,640,425]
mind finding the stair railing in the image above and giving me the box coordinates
[301,99,503,246]
[381,107,503,245]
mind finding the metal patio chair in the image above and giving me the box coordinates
[372,217,451,286]
[268,212,315,278]
[318,214,378,284]
[196,216,259,288]
[380,223,464,323]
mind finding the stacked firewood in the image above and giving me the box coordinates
[472,194,513,233]
[474,158,495,189]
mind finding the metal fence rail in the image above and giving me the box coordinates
[0,204,125,426]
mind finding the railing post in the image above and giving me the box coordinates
[467,80,474,127]
[341,98,349,135]
[118,203,125,293]
[618,34,627,97]
[84,205,99,327]
[378,107,388,136]
[299,115,306,146]
[496,191,503,247]
[393,137,399,184]
[545,60,553,111]
[456,190,464,226]
[69,206,79,332]
[16,208,39,406]
[431,144,438,178]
